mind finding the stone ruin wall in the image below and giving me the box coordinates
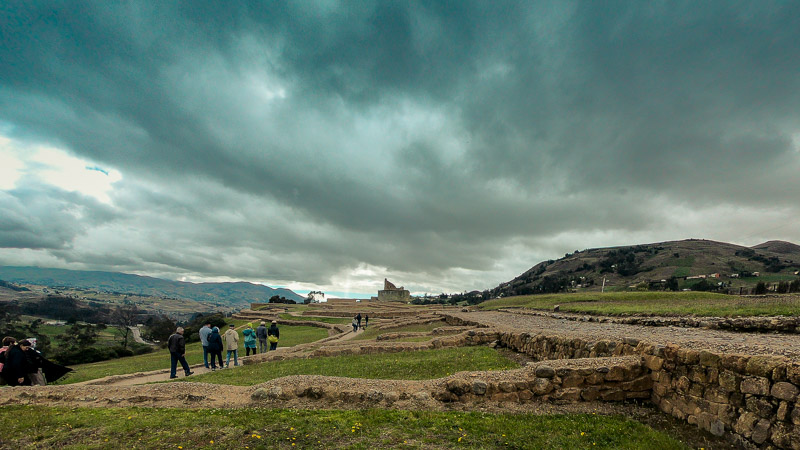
[503,308,800,334]
[377,289,411,302]
[442,314,800,450]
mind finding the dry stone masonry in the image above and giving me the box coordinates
[443,313,800,450]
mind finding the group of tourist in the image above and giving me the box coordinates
[0,336,71,386]
[192,320,281,373]
[351,313,369,332]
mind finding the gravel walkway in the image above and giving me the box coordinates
[451,311,800,359]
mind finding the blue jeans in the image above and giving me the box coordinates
[170,352,190,378]
[202,345,209,367]
[226,350,239,366]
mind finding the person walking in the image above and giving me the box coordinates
[356,312,362,329]
[0,337,15,386]
[223,324,239,367]
[1,339,30,386]
[23,340,46,386]
[364,314,369,329]
[242,323,257,356]
[256,321,268,353]
[168,327,193,379]
[207,326,224,370]
[199,322,212,369]
[351,316,358,333]
[267,320,280,351]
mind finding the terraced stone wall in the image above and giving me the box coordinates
[502,309,800,334]
[442,314,800,449]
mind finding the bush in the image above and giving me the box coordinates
[754,281,768,295]
[182,312,228,343]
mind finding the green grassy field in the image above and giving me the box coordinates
[18,315,125,349]
[0,406,689,449]
[56,324,329,384]
[478,292,800,316]
[174,346,519,385]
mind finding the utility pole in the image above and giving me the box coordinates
[601,277,606,293]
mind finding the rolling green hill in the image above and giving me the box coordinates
[0,266,302,307]
[492,239,800,297]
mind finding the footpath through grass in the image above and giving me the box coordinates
[478,292,800,316]
[0,405,689,449]
[176,346,519,385]
[56,325,329,384]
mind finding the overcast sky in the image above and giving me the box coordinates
[1,1,800,297]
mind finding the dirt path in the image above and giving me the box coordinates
[78,326,364,387]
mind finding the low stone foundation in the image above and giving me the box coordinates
[502,308,800,334]
[444,313,800,449]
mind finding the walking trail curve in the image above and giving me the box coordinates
[74,323,363,387]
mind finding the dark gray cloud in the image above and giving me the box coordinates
[1,1,799,294]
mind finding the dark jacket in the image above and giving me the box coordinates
[267,324,279,339]
[1,345,29,385]
[167,333,186,354]
[25,348,44,370]
[256,325,268,340]
[207,329,223,352]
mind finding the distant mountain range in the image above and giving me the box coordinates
[0,266,303,306]
[492,239,800,297]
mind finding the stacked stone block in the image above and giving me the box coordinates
[442,313,800,449]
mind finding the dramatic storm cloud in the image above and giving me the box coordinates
[2,1,799,295]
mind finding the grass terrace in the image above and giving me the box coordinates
[56,324,329,384]
[477,291,800,316]
[173,346,519,386]
[0,406,690,449]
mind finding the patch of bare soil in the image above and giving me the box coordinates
[495,346,536,366]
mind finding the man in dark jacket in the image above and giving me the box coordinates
[1,340,32,386]
[167,327,194,379]
[256,321,268,353]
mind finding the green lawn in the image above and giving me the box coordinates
[478,292,800,316]
[0,406,689,449]
[174,346,519,386]
[56,325,329,384]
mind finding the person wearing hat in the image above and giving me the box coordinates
[206,326,224,370]
[242,323,257,356]
[256,321,268,353]
[223,324,239,367]
[267,320,280,351]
